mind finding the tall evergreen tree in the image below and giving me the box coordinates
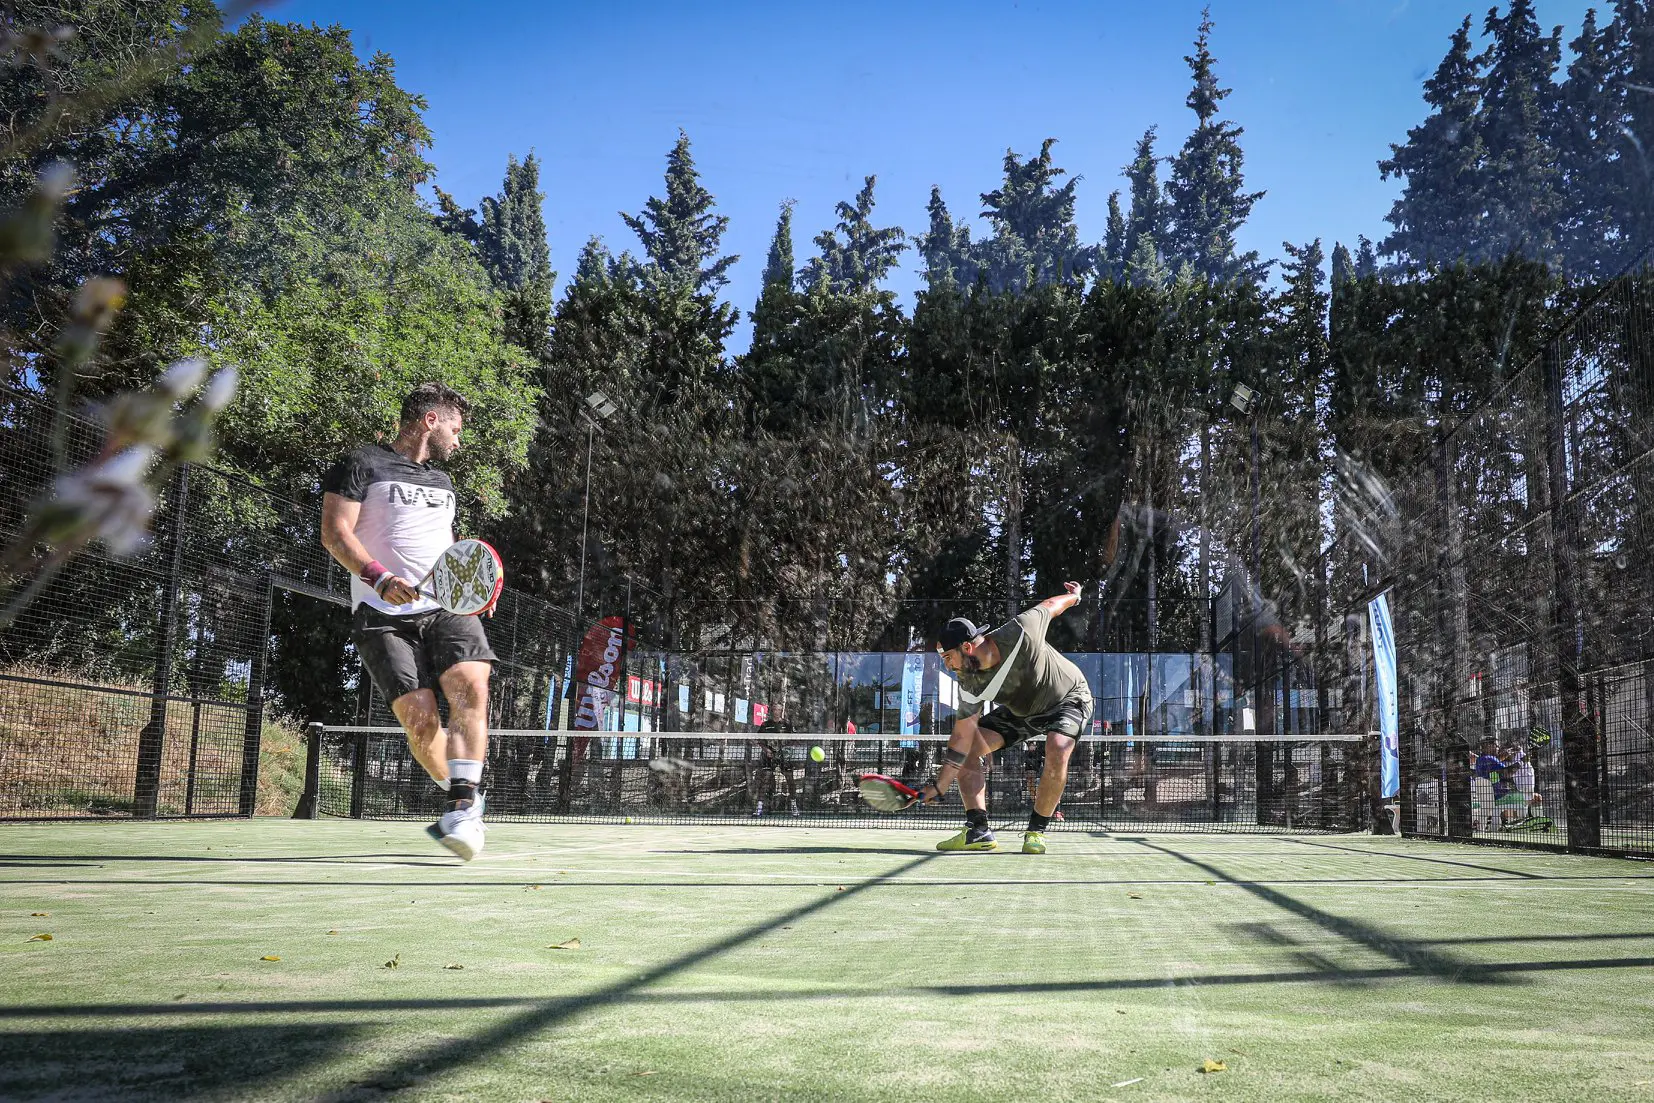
[1102,191,1128,282]
[760,200,796,291]
[477,152,554,359]
[621,130,739,402]
[1164,9,1267,284]
[1122,127,1167,270]
[1556,6,1626,277]
[916,186,976,292]
[972,139,1097,293]
[1477,0,1563,264]
[620,130,739,297]
[800,175,906,295]
[1378,17,1487,266]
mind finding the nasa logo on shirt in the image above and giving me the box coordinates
[388,484,454,510]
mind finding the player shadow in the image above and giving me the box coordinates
[1279,837,1549,879]
[1126,838,1509,985]
[0,1022,368,1099]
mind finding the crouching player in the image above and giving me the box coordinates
[914,583,1091,854]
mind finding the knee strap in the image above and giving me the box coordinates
[940,747,968,767]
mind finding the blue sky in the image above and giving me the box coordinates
[272,0,1594,348]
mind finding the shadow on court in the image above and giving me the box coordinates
[1131,838,1509,984]
[9,952,1654,1025]
[1280,837,1550,879]
[0,1023,368,1100]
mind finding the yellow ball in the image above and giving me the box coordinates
[809,745,825,763]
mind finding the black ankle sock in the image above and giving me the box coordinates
[1028,812,1051,833]
[448,781,476,808]
[965,808,989,831]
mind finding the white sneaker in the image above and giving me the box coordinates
[426,792,486,861]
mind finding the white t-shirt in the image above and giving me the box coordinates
[322,444,456,615]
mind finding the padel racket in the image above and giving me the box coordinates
[412,538,504,616]
[858,773,921,812]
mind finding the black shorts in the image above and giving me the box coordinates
[352,604,497,704]
[978,690,1093,751]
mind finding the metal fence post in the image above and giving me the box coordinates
[135,465,189,817]
[237,573,275,816]
[294,722,323,819]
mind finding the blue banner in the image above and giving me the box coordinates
[900,653,924,743]
[1368,591,1400,799]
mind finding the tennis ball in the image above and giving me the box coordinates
[810,745,825,763]
[623,816,634,824]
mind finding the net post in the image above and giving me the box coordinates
[293,722,323,819]
[348,730,368,818]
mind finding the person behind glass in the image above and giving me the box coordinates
[319,382,495,861]
[751,709,799,817]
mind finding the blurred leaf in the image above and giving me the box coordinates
[547,938,580,950]
[1200,1059,1227,1074]
[27,933,52,942]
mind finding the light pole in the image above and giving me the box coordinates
[575,390,619,624]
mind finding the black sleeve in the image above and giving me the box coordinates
[321,450,370,502]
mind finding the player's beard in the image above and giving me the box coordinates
[429,432,457,461]
[963,653,982,672]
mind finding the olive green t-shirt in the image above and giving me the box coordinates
[955,605,1088,720]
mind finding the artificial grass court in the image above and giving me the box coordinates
[2,824,1652,1103]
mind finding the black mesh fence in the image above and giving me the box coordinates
[1389,272,1654,857]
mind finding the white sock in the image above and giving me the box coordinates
[433,776,451,791]
[448,759,483,785]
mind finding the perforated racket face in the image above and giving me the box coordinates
[858,773,917,813]
[431,539,504,616]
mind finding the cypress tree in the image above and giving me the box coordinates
[1103,191,1128,283]
[1378,17,1486,266]
[1557,7,1624,277]
[1122,128,1166,270]
[620,129,739,297]
[916,186,976,292]
[477,152,554,359]
[800,175,906,296]
[1164,9,1267,284]
[760,200,796,292]
[973,139,1097,293]
[1477,0,1563,264]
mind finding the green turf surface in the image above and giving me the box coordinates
[3,821,1653,1102]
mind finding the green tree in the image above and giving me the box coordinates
[621,129,738,298]
[478,152,554,358]
[1102,191,1128,282]
[916,186,976,292]
[1477,0,1563,264]
[1379,17,1487,266]
[1164,9,1267,284]
[973,139,1096,293]
[800,175,906,295]
[1122,127,1167,278]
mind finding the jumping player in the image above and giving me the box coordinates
[320,383,495,860]
[915,583,1091,854]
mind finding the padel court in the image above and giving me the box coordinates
[4,820,1652,1101]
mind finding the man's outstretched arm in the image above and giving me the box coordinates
[1036,581,1083,618]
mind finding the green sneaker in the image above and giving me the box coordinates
[936,827,997,851]
[1022,830,1046,854]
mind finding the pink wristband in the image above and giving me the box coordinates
[361,560,389,589]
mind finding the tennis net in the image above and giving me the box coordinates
[298,725,1377,831]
